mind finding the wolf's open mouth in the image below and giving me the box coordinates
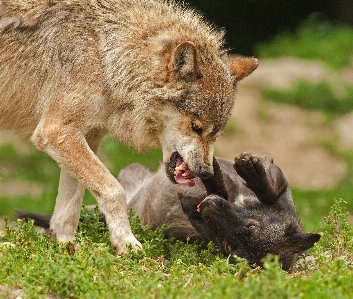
[165,152,195,187]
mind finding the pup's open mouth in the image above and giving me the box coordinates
[165,152,195,187]
[196,196,213,212]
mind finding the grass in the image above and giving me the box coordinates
[0,199,352,298]
[1,137,353,298]
[256,19,353,70]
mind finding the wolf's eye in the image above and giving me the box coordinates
[192,121,203,136]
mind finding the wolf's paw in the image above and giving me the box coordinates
[112,235,143,254]
[50,225,76,243]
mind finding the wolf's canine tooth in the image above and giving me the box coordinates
[175,165,185,171]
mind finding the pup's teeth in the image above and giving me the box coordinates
[174,171,177,175]
[182,173,186,177]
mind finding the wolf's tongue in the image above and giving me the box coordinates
[175,170,196,186]
[174,157,195,187]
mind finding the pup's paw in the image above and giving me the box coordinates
[234,152,266,181]
[234,152,283,204]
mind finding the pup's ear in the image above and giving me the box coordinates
[289,232,321,253]
[229,56,258,82]
[168,41,200,82]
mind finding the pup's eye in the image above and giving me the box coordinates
[247,224,256,230]
[192,121,203,136]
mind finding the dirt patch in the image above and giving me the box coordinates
[334,112,353,149]
[215,57,348,189]
[0,182,43,198]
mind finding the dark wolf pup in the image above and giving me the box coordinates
[0,0,258,252]
[19,153,321,270]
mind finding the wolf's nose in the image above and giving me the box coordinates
[198,166,214,179]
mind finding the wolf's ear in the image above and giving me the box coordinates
[229,57,258,82]
[168,41,200,82]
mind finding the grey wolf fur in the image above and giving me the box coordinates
[18,153,321,270]
[0,0,257,252]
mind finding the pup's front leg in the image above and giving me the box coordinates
[31,123,142,253]
[233,153,288,205]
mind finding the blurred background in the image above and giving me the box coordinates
[188,0,353,56]
[1,0,353,232]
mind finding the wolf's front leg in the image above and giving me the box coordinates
[50,167,85,242]
[31,124,142,253]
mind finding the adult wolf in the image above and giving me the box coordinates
[0,0,257,252]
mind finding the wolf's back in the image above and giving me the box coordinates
[0,0,226,132]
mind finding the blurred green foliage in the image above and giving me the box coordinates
[187,0,350,55]
[0,137,161,215]
[256,20,353,69]
[262,80,353,117]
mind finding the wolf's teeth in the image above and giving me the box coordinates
[182,173,186,177]
[175,165,185,171]
[174,171,177,176]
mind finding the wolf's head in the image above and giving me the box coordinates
[159,41,258,185]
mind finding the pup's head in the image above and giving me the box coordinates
[188,195,320,270]
[180,157,321,270]
[160,41,258,185]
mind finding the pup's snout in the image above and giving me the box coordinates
[198,165,214,179]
